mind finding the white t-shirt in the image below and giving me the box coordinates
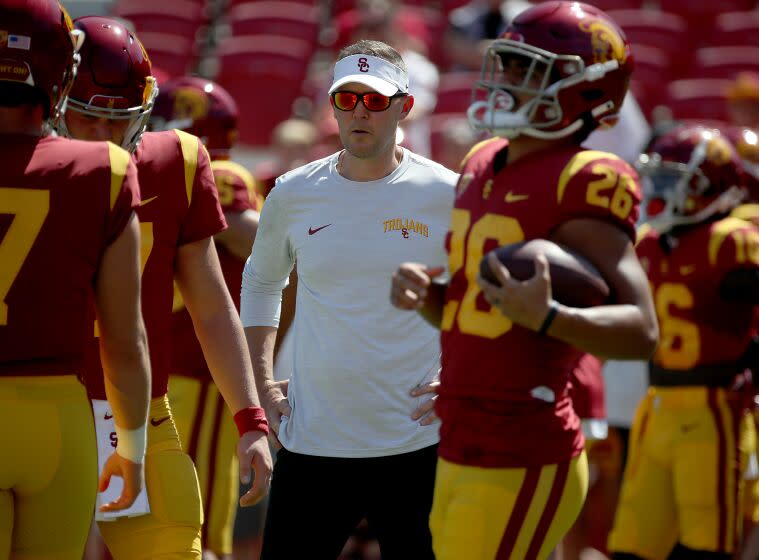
[241,148,458,457]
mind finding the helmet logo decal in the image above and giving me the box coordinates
[500,31,524,43]
[706,136,731,166]
[0,59,31,83]
[579,19,627,64]
[173,87,209,120]
[142,76,156,106]
[357,57,369,72]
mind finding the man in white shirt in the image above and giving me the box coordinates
[240,39,458,559]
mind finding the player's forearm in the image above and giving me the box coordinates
[546,303,658,360]
[418,282,447,328]
[99,327,151,429]
[194,304,263,413]
[214,209,259,261]
[244,326,279,401]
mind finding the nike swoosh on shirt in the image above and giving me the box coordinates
[104,413,113,420]
[309,224,332,235]
[150,416,171,427]
[504,191,529,203]
[140,195,158,207]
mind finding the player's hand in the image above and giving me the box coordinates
[391,263,444,310]
[477,252,553,331]
[410,380,440,426]
[237,429,273,507]
[98,452,145,512]
[260,379,291,449]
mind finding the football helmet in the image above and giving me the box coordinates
[724,125,759,202]
[0,0,83,129]
[151,76,239,158]
[638,125,747,233]
[61,16,156,152]
[468,1,633,140]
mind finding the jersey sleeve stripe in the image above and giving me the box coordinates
[557,150,619,204]
[460,137,503,168]
[107,142,131,210]
[175,130,199,206]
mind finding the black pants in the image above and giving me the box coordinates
[260,444,438,560]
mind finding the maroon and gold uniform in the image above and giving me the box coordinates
[0,135,138,558]
[609,217,759,558]
[169,158,260,555]
[570,353,607,432]
[81,129,226,559]
[83,130,225,400]
[431,139,640,560]
[438,140,638,467]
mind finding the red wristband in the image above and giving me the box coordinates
[233,406,269,436]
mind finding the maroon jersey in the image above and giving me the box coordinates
[569,354,606,421]
[171,159,260,378]
[637,216,759,371]
[438,139,640,468]
[0,135,138,376]
[83,130,226,399]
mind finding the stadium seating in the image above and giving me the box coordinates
[137,32,198,79]
[606,9,690,63]
[709,12,759,47]
[664,78,732,122]
[226,1,321,45]
[628,44,674,120]
[214,35,314,146]
[113,0,207,40]
[690,46,759,81]
[434,72,479,115]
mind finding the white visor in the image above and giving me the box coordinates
[328,54,409,97]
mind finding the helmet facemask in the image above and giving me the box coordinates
[44,28,84,134]
[468,39,619,140]
[59,75,158,152]
[639,135,746,233]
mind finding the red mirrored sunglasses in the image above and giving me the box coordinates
[331,91,406,112]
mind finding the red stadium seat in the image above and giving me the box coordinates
[428,112,485,169]
[658,0,756,41]
[434,72,479,115]
[226,2,321,45]
[664,79,732,122]
[214,35,314,146]
[690,46,759,81]
[112,0,207,40]
[710,12,759,47]
[605,9,690,62]
[628,44,673,120]
[137,32,198,79]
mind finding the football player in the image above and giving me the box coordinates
[151,75,263,560]
[609,124,759,559]
[58,17,272,560]
[0,1,151,557]
[390,2,658,558]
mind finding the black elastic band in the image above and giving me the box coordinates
[538,300,559,336]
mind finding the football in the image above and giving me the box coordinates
[479,239,610,308]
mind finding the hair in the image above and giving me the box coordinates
[0,83,49,118]
[336,39,407,74]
